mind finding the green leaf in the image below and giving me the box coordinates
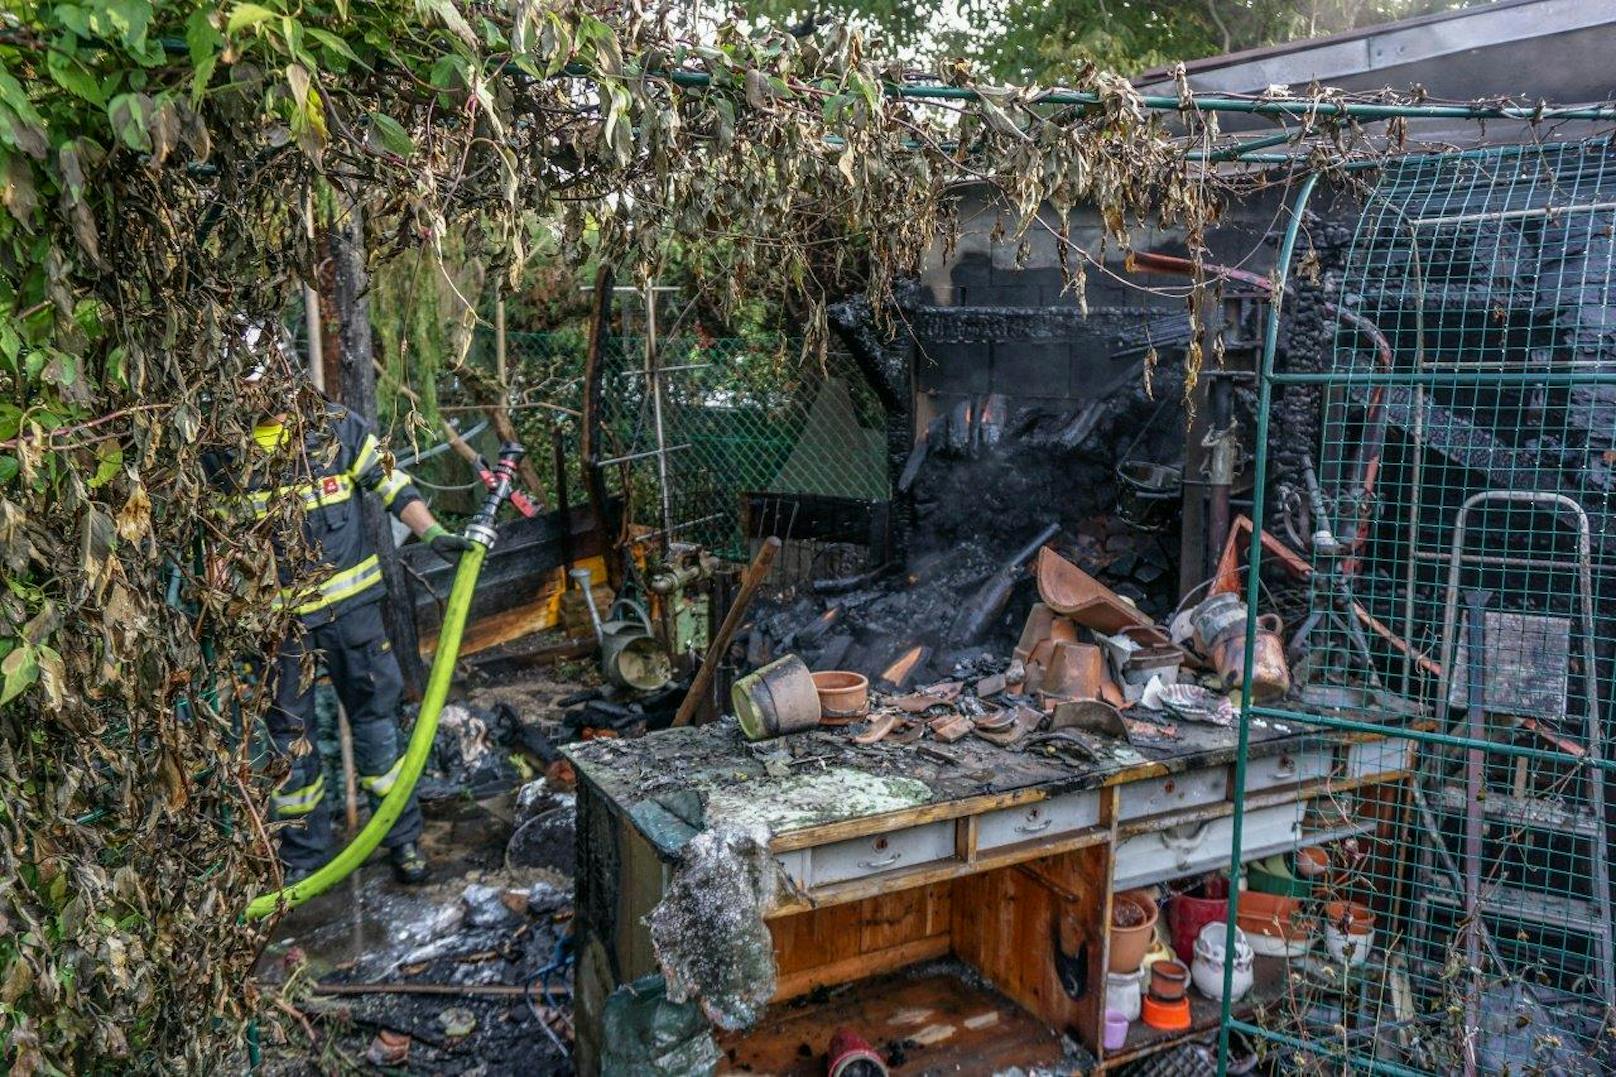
[366,113,414,157]
[46,51,105,106]
[89,445,122,489]
[305,27,361,66]
[186,7,225,65]
[226,3,278,33]
[106,93,154,153]
[1,642,37,706]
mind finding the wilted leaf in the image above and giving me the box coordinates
[116,484,151,543]
[106,93,154,153]
[1,154,37,229]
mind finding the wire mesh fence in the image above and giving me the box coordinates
[492,328,888,560]
[1223,140,1616,1074]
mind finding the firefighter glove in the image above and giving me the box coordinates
[423,524,475,564]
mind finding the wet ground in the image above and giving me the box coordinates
[256,658,588,1075]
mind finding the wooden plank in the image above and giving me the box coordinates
[769,900,865,979]
[858,887,928,953]
[615,816,666,983]
[771,935,951,1003]
[950,859,1092,1034]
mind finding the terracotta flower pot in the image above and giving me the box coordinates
[1149,959,1189,1002]
[811,670,869,724]
[1323,900,1375,935]
[1109,889,1160,973]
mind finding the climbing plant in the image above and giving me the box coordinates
[0,0,1476,1069]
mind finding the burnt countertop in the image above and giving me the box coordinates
[563,711,1342,859]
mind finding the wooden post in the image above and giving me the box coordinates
[580,266,621,588]
[331,197,426,699]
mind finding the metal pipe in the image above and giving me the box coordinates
[553,425,574,572]
[1205,374,1234,581]
[594,443,690,467]
[1217,170,1319,1075]
[569,567,605,645]
[645,281,675,554]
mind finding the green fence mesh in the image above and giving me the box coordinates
[493,329,887,560]
[1224,141,1616,1074]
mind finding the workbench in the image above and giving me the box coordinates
[564,716,1415,1074]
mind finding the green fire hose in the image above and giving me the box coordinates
[244,444,526,920]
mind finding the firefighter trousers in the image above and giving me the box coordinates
[266,599,424,871]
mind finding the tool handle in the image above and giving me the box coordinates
[673,536,781,728]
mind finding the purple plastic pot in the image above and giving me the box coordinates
[1103,1008,1129,1051]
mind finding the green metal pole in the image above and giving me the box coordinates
[611,61,1616,122]
[1216,170,1320,1074]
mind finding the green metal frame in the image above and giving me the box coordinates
[1220,139,1616,1074]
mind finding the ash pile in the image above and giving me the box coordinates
[749,387,1183,690]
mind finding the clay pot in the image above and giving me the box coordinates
[732,655,821,740]
[811,671,869,724]
[1042,641,1106,699]
[1323,901,1376,966]
[1149,959,1189,1002]
[1105,971,1142,1021]
[1293,845,1330,879]
[1108,889,1160,973]
[1236,890,1315,957]
[1167,876,1230,961]
[1192,921,1254,1002]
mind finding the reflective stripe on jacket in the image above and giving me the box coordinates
[210,403,424,623]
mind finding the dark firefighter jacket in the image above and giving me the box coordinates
[209,403,423,624]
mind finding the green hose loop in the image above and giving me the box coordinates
[243,540,489,919]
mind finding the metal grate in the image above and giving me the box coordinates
[1226,141,1616,1075]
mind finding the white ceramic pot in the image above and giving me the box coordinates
[1106,970,1142,1021]
[1193,922,1255,1002]
[1324,923,1374,966]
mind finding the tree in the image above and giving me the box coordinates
[742,0,1494,81]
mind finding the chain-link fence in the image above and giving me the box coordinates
[488,328,888,560]
[1224,140,1616,1074]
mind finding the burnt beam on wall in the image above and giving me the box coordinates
[829,291,916,563]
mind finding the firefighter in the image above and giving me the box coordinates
[215,338,471,885]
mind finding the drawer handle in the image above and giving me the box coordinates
[858,852,903,870]
[1016,817,1054,835]
[1158,820,1213,861]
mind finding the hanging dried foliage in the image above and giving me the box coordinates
[0,0,1467,1069]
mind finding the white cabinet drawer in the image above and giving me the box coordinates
[1243,748,1334,791]
[1119,767,1228,821]
[978,790,1101,852]
[1113,803,1301,890]
[808,822,955,888]
[1346,738,1414,777]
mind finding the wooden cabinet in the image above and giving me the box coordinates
[567,727,1413,1075]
